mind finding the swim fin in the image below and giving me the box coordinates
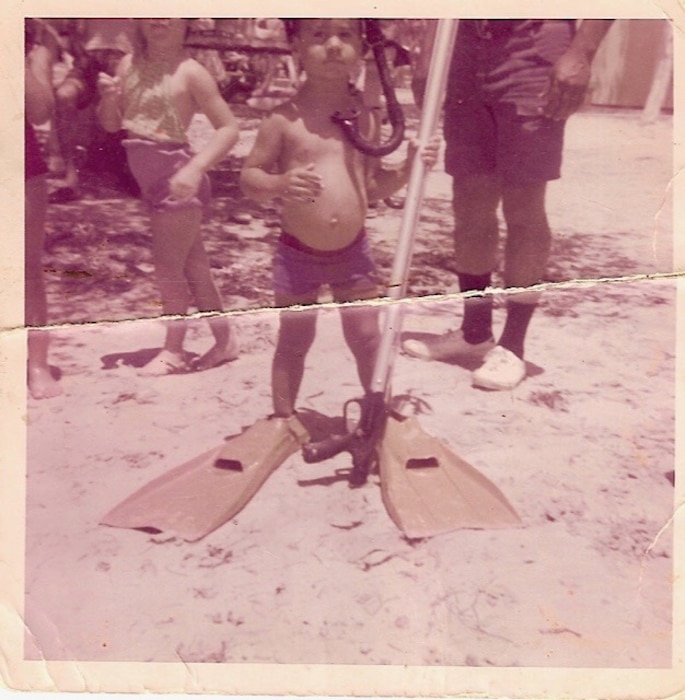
[101,414,309,541]
[379,414,521,538]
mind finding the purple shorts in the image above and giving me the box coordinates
[123,138,211,213]
[444,20,575,186]
[273,229,379,298]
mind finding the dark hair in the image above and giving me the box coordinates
[281,18,365,44]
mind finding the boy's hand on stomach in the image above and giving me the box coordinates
[281,163,323,203]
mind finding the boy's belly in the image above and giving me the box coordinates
[281,189,366,252]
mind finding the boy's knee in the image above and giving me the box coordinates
[342,312,380,354]
[276,335,315,361]
[277,314,317,354]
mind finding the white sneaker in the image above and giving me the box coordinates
[402,330,495,362]
[472,346,526,390]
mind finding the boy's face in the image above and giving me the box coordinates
[293,19,363,79]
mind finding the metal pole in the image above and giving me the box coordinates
[370,19,459,395]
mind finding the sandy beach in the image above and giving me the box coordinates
[16,100,677,692]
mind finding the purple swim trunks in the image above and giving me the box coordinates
[123,138,211,213]
[273,229,379,298]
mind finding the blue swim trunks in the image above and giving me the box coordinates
[444,20,576,186]
[273,229,379,298]
[123,138,211,213]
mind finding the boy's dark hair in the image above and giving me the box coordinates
[281,18,366,44]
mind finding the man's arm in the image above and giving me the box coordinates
[543,19,615,121]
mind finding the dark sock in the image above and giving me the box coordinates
[457,271,493,345]
[498,300,536,359]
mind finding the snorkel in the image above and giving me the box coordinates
[282,18,406,156]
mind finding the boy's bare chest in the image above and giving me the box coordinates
[284,116,365,168]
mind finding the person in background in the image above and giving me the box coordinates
[403,19,614,390]
[97,18,240,376]
[50,18,134,202]
[25,22,62,398]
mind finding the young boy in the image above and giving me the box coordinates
[97,19,240,375]
[240,18,438,417]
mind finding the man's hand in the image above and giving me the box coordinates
[542,45,593,121]
[542,20,614,121]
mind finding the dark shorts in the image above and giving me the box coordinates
[123,138,211,214]
[272,229,379,298]
[444,20,575,186]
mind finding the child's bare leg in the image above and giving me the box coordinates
[184,235,238,370]
[141,208,200,375]
[52,79,83,191]
[27,330,62,399]
[337,287,381,393]
[25,175,62,399]
[271,293,318,417]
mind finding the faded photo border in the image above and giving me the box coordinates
[2,0,684,698]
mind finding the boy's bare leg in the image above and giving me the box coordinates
[336,285,382,393]
[271,292,318,417]
[140,208,201,376]
[184,235,238,370]
[25,176,62,399]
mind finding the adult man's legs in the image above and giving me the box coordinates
[402,174,500,362]
[403,177,551,390]
[471,180,550,390]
